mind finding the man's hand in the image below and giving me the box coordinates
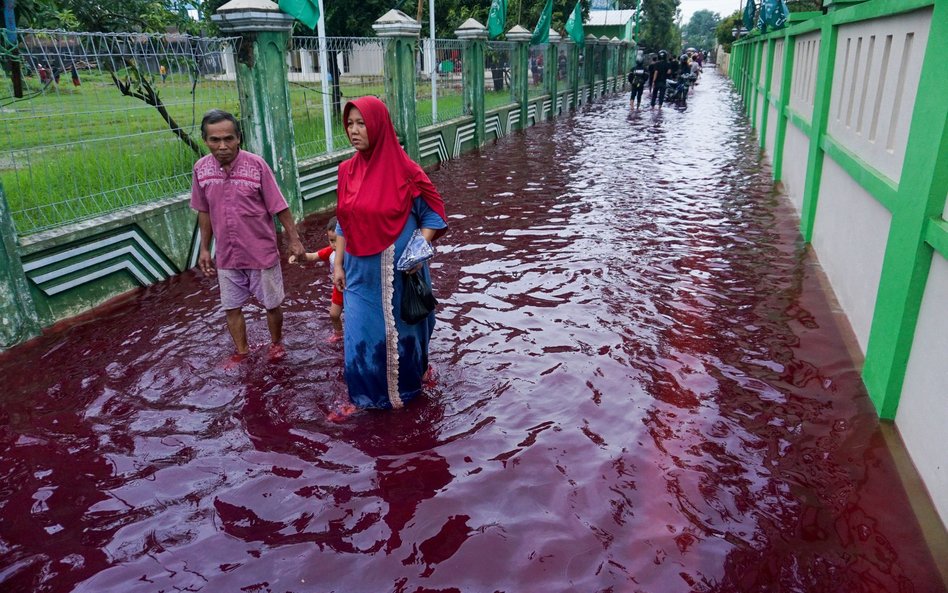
[288,237,305,260]
[198,248,216,277]
[333,266,346,292]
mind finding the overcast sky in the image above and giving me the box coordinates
[678,0,746,23]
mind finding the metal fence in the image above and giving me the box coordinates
[289,36,384,159]
[416,38,465,128]
[0,29,241,234]
[485,41,515,110]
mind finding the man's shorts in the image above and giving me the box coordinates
[218,265,284,311]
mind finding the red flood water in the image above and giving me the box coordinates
[1,72,944,593]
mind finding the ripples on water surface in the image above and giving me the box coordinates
[1,73,944,593]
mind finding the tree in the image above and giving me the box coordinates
[787,0,822,11]
[681,9,719,52]
[639,0,680,54]
[715,10,740,53]
[14,0,197,32]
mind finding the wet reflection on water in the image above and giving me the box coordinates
[0,72,943,593]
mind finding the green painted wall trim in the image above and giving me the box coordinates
[785,109,812,135]
[772,35,796,182]
[862,0,948,419]
[798,17,838,242]
[820,135,899,212]
[924,218,948,260]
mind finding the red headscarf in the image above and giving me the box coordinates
[336,96,447,256]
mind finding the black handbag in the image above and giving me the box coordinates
[401,272,437,324]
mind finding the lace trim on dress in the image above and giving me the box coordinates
[381,245,402,409]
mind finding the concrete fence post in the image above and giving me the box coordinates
[566,38,579,110]
[212,0,302,219]
[610,37,621,92]
[507,25,531,131]
[584,35,597,100]
[601,37,613,92]
[455,19,488,147]
[545,30,561,118]
[373,10,422,161]
[0,182,39,350]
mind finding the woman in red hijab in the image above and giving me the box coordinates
[332,96,448,409]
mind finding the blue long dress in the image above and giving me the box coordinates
[336,198,448,409]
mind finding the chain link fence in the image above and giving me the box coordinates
[416,39,466,128]
[485,41,515,110]
[289,36,384,159]
[528,45,548,97]
[0,29,241,234]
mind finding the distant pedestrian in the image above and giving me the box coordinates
[628,58,649,109]
[159,64,167,82]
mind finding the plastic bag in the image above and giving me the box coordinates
[401,272,437,324]
[396,230,434,272]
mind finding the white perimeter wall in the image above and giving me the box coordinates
[765,105,778,157]
[811,157,891,353]
[748,3,946,531]
[897,252,948,525]
[781,123,809,214]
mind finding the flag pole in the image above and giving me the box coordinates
[315,0,333,152]
[429,0,437,124]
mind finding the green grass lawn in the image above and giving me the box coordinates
[1,72,520,233]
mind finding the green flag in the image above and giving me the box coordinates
[757,0,770,32]
[770,0,790,29]
[742,0,755,31]
[531,0,554,45]
[487,0,507,40]
[565,1,584,46]
[279,0,320,30]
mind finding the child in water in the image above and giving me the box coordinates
[290,217,343,339]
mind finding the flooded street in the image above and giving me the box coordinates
[1,72,944,592]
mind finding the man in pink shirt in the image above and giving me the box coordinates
[191,109,306,359]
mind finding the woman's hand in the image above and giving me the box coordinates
[333,265,346,292]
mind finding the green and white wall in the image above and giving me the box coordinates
[728,0,948,526]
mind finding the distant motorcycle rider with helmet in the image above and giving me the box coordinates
[650,50,674,108]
